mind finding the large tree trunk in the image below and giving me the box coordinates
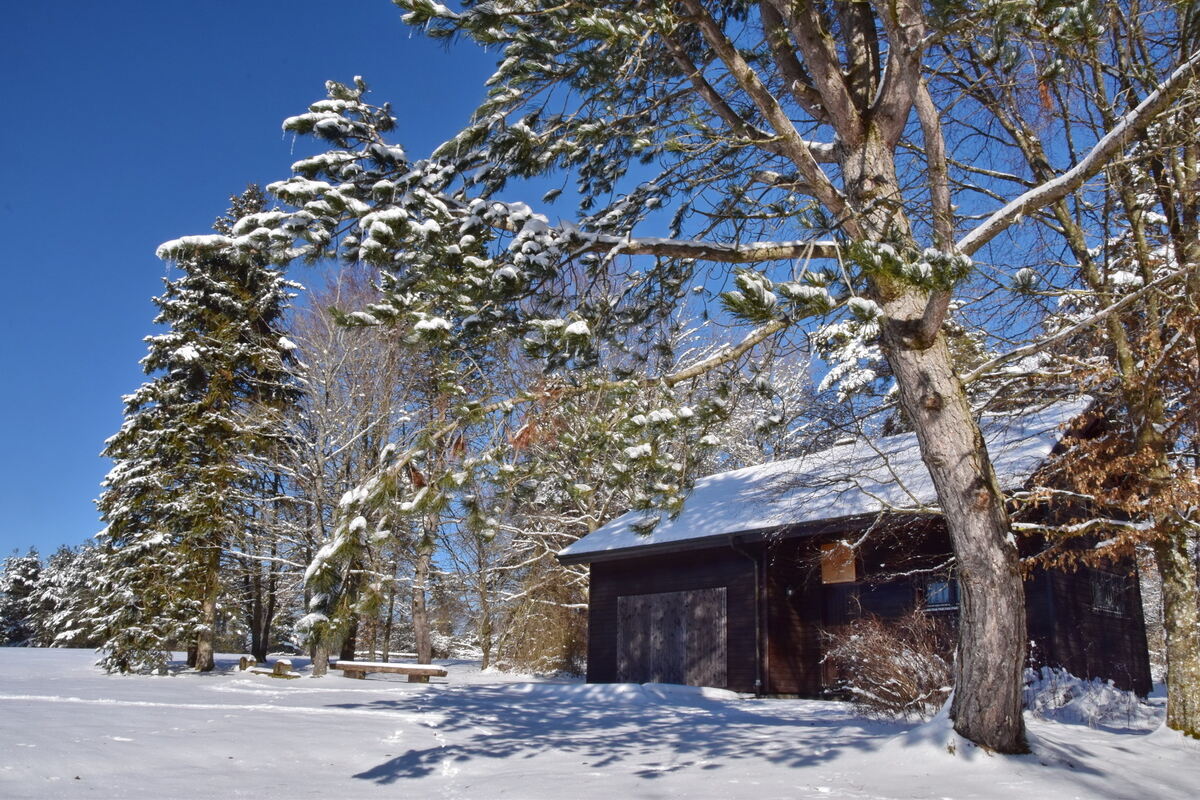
[851,132,1028,752]
[413,524,435,664]
[311,641,331,677]
[383,583,397,663]
[882,328,1028,753]
[245,565,269,663]
[340,617,359,662]
[1154,530,1200,737]
[194,544,222,672]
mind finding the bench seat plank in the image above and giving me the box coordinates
[331,661,447,682]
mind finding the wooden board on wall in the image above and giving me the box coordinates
[820,542,857,584]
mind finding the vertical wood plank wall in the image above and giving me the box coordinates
[585,523,1153,696]
[616,588,727,686]
[589,549,755,691]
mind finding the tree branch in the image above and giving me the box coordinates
[869,0,925,147]
[962,265,1194,385]
[678,0,856,232]
[957,48,1200,256]
[577,233,840,262]
[768,0,863,142]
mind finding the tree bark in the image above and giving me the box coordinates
[194,544,222,672]
[383,583,396,663]
[413,523,435,664]
[882,329,1028,752]
[1154,529,1200,737]
[850,131,1029,752]
[340,616,359,661]
[311,640,331,677]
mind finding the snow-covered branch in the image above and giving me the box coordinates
[957,48,1200,256]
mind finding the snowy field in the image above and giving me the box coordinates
[1,649,1196,799]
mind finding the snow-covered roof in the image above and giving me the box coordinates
[558,398,1091,563]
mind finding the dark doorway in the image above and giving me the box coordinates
[616,587,728,687]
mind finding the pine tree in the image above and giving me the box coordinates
[26,544,104,648]
[94,186,299,673]
[0,549,42,646]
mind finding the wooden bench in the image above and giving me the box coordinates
[248,659,301,680]
[331,660,448,683]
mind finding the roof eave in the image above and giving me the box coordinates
[556,511,940,565]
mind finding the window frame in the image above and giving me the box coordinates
[1090,569,1128,617]
[918,575,959,612]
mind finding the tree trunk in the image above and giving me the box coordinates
[413,527,435,664]
[340,616,359,662]
[847,131,1028,752]
[383,584,396,663]
[194,544,222,672]
[477,538,493,671]
[259,552,277,663]
[1154,527,1200,737]
[881,330,1029,753]
[311,640,331,677]
[246,566,267,663]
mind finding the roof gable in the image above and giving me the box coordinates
[558,398,1091,564]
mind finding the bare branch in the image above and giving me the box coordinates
[962,265,1194,384]
[957,48,1200,256]
[578,234,840,262]
[678,0,855,230]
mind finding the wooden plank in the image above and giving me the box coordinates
[592,548,756,691]
[331,661,447,678]
[685,587,727,687]
[820,542,857,584]
[616,587,727,687]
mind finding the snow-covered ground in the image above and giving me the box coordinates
[1,649,1196,799]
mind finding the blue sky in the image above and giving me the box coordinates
[0,1,496,556]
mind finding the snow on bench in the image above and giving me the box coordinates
[248,659,301,680]
[331,660,448,683]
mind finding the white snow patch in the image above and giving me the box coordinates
[0,649,1197,799]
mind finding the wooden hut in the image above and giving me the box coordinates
[558,399,1152,696]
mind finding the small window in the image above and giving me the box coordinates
[925,578,958,609]
[1091,570,1127,616]
[919,576,958,611]
[820,542,857,584]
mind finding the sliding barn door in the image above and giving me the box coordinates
[616,588,727,687]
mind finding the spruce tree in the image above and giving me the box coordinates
[0,549,42,646]
[94,187,298,673]
[27,544,104,648]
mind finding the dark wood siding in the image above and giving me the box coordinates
[584,518,1152,697]
[588,547,757,691]
[616,588,727,686]
[764,538,822,695]
[1038,565,1152,694]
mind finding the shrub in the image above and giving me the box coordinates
[822,609,953,720]
[1023,666,1158,731]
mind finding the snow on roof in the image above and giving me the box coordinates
[558,397,1091,562]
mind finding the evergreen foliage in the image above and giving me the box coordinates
[93,187,299,673]
[0,549,41,646]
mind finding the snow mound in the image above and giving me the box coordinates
[881,697,999,764]
[1023,667,1159,732]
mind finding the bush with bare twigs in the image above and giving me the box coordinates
[823,609,954,720]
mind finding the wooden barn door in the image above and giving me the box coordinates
[616,588,727,687]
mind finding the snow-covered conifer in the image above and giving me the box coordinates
[94,186,299,673]
[0,549,42,646]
